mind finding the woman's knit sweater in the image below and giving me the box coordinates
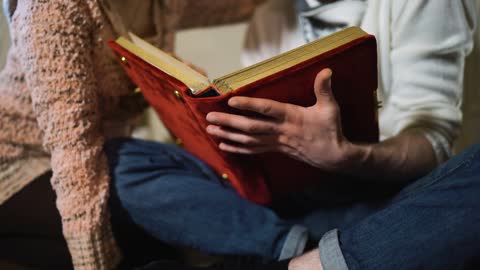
[0,0,260,269]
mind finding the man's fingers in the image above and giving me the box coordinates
[206,124,278,154]
[206,125,267,145]
[228,96,288,120]
[314,68,334,104]
[218,142,272,155]
[206,112,280,134]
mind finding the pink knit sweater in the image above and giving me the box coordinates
[0,0,260,269]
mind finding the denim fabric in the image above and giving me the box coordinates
[319,229,349,270]
[337,144,480,270]
[105,138,292,260]
[278,225,309,260]
[105,139,480,269]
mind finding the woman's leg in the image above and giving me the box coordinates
[316,144,480,270]
[0,172,72,269]
[105,138,305,260]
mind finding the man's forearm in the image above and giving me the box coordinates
[344,130,438,183]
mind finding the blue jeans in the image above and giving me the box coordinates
[105,139,480,270]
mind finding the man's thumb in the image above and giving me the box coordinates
[314,68,334,104]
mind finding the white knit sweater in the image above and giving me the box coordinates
[242,0,477,163]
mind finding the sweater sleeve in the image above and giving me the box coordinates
[13,1,121,269]
[176,0,265,29]
[383,0,476,163]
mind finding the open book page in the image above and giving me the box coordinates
[117,27,368,95]
[119,33,212,93]
[213,27,367,93]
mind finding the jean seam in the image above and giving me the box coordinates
[397,147,479,200]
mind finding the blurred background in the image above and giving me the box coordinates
[0,2,479,151]
[0,2,479,270]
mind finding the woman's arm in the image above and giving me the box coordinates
[14,1,121,269]
[177,0,265,29]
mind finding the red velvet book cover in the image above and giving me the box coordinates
[108,31,379,205]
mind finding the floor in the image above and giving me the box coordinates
[0,262,29,270]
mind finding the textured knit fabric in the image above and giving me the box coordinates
[242,0,477,164]
[0,0,261,269]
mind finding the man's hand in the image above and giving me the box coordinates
[206,69,361,172]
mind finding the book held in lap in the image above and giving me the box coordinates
[108,27,379,205]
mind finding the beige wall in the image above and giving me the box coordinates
[0,5,10,69]
[176,24,247,79]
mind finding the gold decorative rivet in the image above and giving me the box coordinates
[175,138,183,146]
[121,56,127,63]
[221,173,229,180]
[174,90,184,102]
[133,87,141,94]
